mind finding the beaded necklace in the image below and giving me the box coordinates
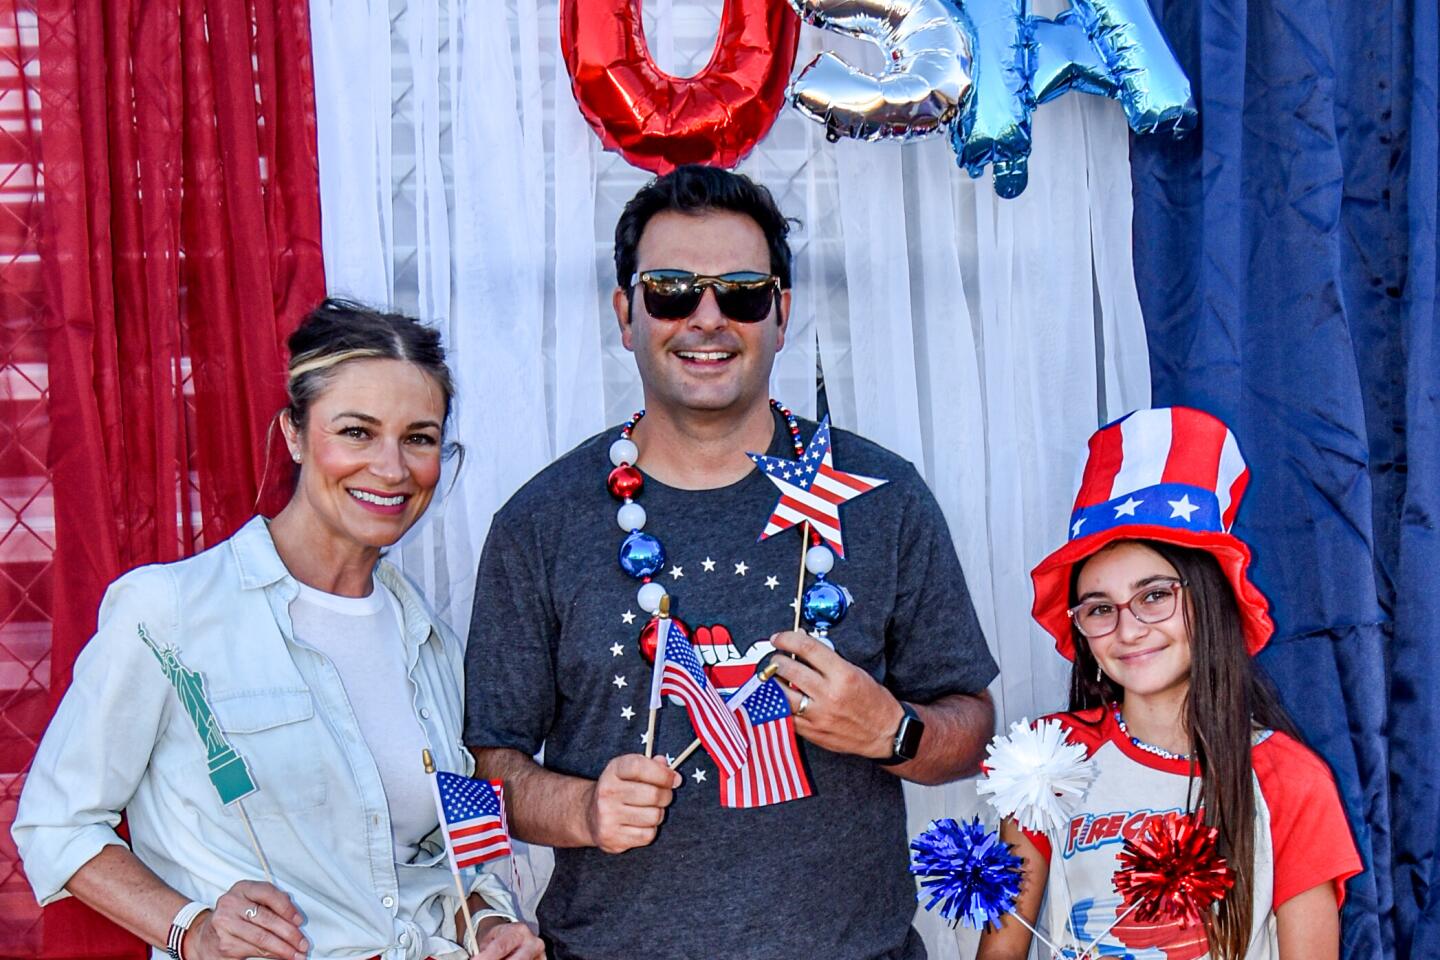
[606,399,853,654]
[606,399,810,620]
[1113,707,1190,762]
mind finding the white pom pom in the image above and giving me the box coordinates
[637,581,667,614]
[609,438,639,467]
[976,718,1096,834]
[617,501,646,532]
[804,545,835,576]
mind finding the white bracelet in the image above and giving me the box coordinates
[467,908,517,937]
[166,901,209,960]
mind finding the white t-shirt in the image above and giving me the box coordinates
[1028,708,1361,960]
[290,576,436,862]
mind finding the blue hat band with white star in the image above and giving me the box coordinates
[1067,483,1223,541]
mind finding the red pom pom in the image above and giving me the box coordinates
[607,464,644,500]
[1113,811,1235,928]
[637,616,689,665]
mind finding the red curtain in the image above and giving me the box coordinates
[0,0,325,954]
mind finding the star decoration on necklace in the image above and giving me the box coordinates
[621,610,636,625]
[749,417,887,558]
[620,705,635,720]
[734,561,749,576]
[702,557,716,572]
[764,575,780,589]
[612,675,627,689]
[610,642,624,657]
[1168,494,1199,521]
[692,768,707,783]
[669,565,684,580]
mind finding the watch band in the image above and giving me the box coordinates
[165,901,208,960]
[876,701,924,766]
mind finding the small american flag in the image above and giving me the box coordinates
[720,678,813,808]
[432,771,511,869]
[650,618,749,775]
[748,417,887,558]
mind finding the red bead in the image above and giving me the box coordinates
[607,464,644,500]
[637,616,689,666]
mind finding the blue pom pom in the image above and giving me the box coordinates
[618,531,665,579]
[909,817,1023,929]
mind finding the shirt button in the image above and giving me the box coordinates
[420,707,431,719]
[382,895,395,909]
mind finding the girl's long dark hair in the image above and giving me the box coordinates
[1068,540,1300,960]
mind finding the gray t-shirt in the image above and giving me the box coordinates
[466,414,998,960]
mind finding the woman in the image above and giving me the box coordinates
[14,300,542,960]
[979,407,1362,960]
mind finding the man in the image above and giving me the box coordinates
[467,166,997,959]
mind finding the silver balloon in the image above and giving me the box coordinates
[791,0,1196,197]
[787,0,973,143]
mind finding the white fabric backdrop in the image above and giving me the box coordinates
[308,1,1152,953]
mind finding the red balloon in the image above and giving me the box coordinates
[559,0,801,173]
[638,616,690,665]
[607,464,644,500]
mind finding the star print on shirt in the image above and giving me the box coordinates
[621,610,636,625]
[702,557,716,572]
[764,575,779,589]
[612,675,627,689]
[621,705,635,720]
[692,769,707,783]
[735,561,749,576]
[610,642,624,657]
[669,565,684,580]
[640,731,650,745]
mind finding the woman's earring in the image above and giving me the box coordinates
[1095,663,1103,684]
[291,450,301,464]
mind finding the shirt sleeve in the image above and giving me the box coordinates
[464,506,560,756]
[1254,734,1364,909]
[883,466,999,703]
[10,566,178,904]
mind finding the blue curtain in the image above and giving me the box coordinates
[1130,0,1438,956]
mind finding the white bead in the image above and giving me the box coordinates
[637,581,667,614]
[617,501,646,532]
[804,545,835,576]
[609,438,639,467]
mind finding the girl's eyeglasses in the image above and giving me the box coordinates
[634,269,781,323]
[1067,578,1187,638]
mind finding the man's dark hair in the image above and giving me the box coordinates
[614,165,794,296]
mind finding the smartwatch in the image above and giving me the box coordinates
[876,701,924,765]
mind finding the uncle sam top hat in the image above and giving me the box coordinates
[1030,406,1274,660]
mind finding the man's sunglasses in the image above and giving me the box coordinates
[634,269,781,323]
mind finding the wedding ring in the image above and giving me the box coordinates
[244,906,259,920]
[797,694,811,717]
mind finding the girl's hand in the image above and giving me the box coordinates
[471,917,544,959]
[186,880,308,960]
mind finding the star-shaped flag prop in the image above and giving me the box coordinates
[749,417,887,559]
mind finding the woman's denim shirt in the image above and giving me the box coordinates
[13,516,516,959]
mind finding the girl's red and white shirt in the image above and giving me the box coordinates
[1024,708,1363,960]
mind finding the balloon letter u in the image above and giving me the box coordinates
[560,0,801,172]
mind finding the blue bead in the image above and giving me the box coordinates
[618,531,665,579]
[802,578,849,629]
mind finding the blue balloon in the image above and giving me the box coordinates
[802,578,850,630]
[618,531,665,580]
[791,0,1197,197]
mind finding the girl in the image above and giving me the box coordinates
[978,407,1361,960]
